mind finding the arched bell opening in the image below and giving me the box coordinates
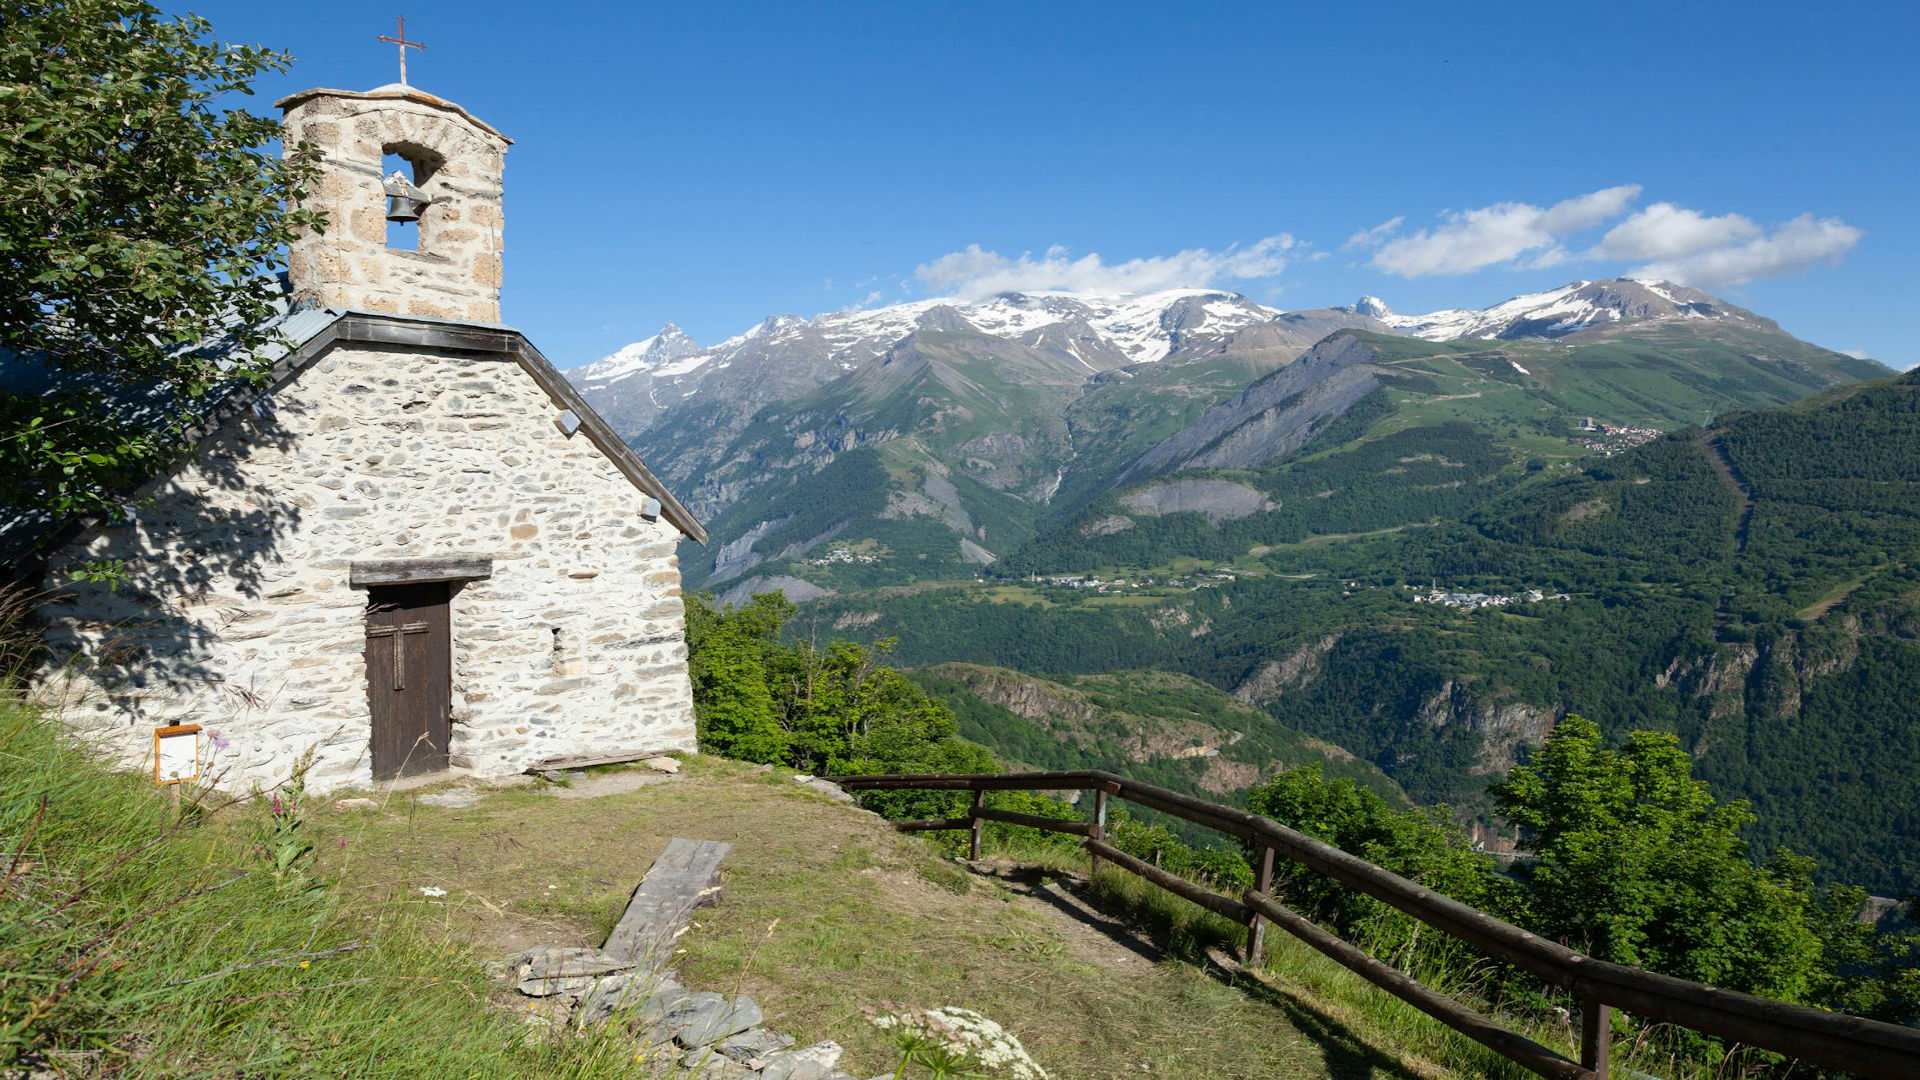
[381,141,447,252]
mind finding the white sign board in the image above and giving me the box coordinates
[154,724,200,785]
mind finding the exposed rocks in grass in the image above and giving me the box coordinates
[498,954,854,1078]
[790,774,856,804]
[498,837,864,1077]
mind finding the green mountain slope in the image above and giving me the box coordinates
[1008,323,1884,575]
[793,368,1920,893]
[910,662,1407,804]
[678,327,1086,597]
[1201,368,1920,892]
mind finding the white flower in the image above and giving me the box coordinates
[866,1004,1047,1079]
[418,885,447,897]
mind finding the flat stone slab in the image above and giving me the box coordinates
[574,971,677,1027]
[547,771,673,800]
[641,990,723,1045]
[416,788,481,808]
[512,945,631,995]
[754,1041,844,1080]
[674,995,763,1049]
[789,775,855,804]
[716,1027,793,1063]
[603,838,732,971]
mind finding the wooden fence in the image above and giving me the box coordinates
[824,768,1920,1080]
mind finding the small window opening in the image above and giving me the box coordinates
[549,622,576,672]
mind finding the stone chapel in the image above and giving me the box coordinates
[11,83,704,792]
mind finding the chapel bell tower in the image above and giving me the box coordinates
[277,84,511,323]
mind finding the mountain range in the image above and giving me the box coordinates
[569,279,1916,891]
[573,278,1882,601]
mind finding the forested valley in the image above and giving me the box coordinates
[784,366,1920,896]
[682,577,1920,1061]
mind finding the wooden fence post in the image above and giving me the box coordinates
[1089,788,1109,876]
[968,787,985,860]
[1581,999,1610,1077]
[1246,844,1275,966]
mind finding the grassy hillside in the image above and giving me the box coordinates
[0,704,644,1078]
[11,702,1439,1079]
[910,663,1408,805]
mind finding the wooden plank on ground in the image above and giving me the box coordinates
[602,837,732,971]
[527,747,679,772]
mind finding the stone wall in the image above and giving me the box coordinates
[280,86,508,323]
[35,340,696,793]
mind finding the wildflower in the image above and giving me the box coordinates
[868,1005,1046,1079]
[298,960,310,969]
[418,886,448,897]
[339,838,348,848]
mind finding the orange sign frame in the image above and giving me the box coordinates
[153,723,201,786]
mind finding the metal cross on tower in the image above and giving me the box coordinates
[378,15,425,86]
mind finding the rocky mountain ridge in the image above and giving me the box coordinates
[570,279,1883,604]
[575,278,1784,436]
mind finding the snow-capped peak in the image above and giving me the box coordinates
[570,288,1288,404]
[573,322,704,383]
[1365,279,1767,342]
[1351,295,1394,319]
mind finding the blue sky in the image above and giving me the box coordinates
[180,0,1918,369]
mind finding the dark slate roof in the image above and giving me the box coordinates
[0,301,705,570]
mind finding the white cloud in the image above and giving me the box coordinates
[835,288,886,313]
[1344,216,1403,250]
[915,236,1297,300]
[1622,213,1862,289]
[1843,348,1870,360]
[1597,203,1760,261]
[1371,185,1641,277]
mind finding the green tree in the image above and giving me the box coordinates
[1491,715,1824,1001]
[0,1,320,519]
[684,593,790,763]
[1247,764,1516,962]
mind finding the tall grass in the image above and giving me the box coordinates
[0,704,652,1078]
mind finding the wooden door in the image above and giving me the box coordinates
[365,582,451,780]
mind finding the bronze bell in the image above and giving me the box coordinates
[382,170,431,223]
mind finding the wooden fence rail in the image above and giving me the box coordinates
[824,768,1920,1080]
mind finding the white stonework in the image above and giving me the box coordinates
[279,85,509,323]
[35,340,697,792]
